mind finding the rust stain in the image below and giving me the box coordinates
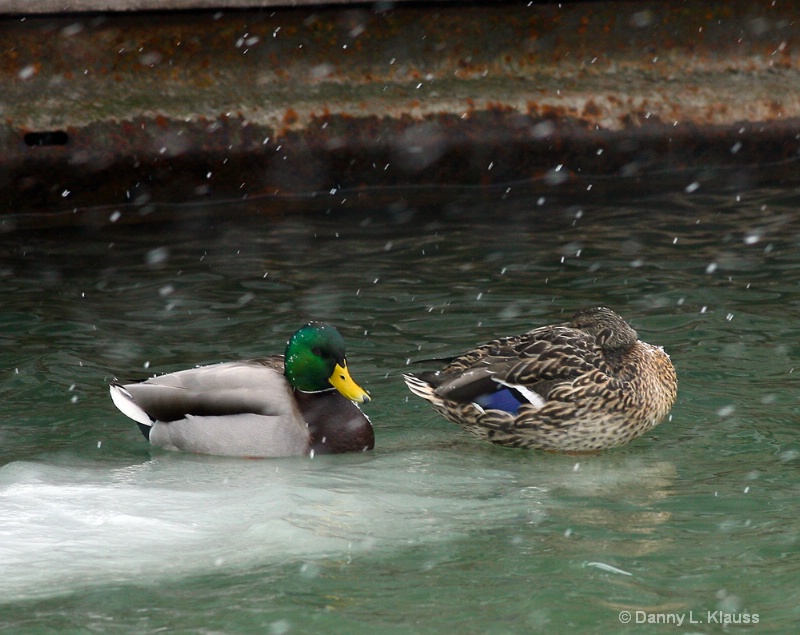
[583,101,601,118]
[282,108,299,126]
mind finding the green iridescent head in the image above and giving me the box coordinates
[284,322,370,403]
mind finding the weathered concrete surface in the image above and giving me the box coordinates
[0,0,412,13]
[2,1,799,224]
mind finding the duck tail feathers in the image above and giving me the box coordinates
[109,384,154,437]
[402,373,439,402]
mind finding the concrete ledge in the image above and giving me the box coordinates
[2,1,799,224]
[0,0,425,15]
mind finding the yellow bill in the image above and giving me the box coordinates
[329,362,370,403]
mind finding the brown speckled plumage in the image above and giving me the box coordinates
[403,307,677,452]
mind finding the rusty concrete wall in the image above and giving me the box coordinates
[0,0,422,14]
[1,1,799,225]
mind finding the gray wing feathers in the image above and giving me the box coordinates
[121,361,298,420]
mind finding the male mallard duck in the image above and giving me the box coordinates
[110,322,373,457]
[403,307,676,452]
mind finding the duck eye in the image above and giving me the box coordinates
[312,346,322,357]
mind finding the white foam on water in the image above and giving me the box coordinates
[0,452,521,602]
[0,450,676,603]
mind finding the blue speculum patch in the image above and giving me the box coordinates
[474,388,526,414]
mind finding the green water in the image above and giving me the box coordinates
[2,188,799,633]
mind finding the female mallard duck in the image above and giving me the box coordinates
[403,307,676,452]
[110,322,373,458]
